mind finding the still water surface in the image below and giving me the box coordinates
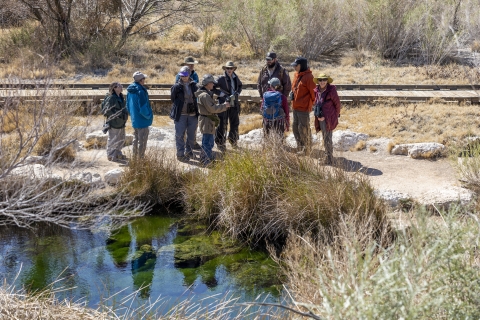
[0,215,282,315]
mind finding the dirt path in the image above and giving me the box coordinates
[70,115,472,207]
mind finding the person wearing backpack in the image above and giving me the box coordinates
[257,52,292,98]
[313,73,341,165]
[261,77,290,141]
[102,82,128,162]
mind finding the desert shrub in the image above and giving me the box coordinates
[119,149,185,206]
[169,24,201,42]
[456,139,480,194]
[183,141,388,245]
[280,208,480,319]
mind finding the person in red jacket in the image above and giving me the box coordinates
[290,57,316,155]
[313,73,341,165]
[260,77,290,142]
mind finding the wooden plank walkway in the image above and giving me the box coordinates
[1,84,479,103]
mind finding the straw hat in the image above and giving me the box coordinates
[183,56,198,65]
[222,61,237,71]
[313,73,333,84]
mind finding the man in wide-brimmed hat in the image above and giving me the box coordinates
[214,61,243,151]
[196,74,231,166]
[175,56,199,83]
[257,51,292,98]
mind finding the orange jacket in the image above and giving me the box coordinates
[291,69,316,112]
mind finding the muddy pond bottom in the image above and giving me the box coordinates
[0,214,284,316]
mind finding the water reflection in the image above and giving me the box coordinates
[0,215,282,313]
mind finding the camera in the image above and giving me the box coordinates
[314,103,323,118]
[225,94,236,103]
[289,91,294,101]
[186,102,196,113]
[102,123,110,134]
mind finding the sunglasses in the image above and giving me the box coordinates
[225,67,234,70]
[318,78,328,82]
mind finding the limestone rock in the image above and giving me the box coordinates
[332,130,369,151]
[86,131,108,148]
[104,168,125,185]
[10,164,63,183]
[375,189,413,207]
[391,143,445,159]
[418,187,474,209]
[69,171,103,186]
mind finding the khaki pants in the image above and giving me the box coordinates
[133,127,149,158]
[292,110,311,152]
[107,127,126,159]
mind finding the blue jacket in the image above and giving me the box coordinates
[170,79,199,122]
[126,82,153,128]
[175,70,199,83]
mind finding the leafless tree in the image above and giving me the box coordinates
[0,78,149,229]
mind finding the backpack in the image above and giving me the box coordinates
[262,91,283,120]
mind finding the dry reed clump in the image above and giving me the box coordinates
[455,141,480,195]
[369,145,378,152]
[168,24,201,42]
[0,286,108,320]
[279,208,480,319]
[337,102,480,145]
[183,139,388,245]
[238,114,263,135]
[118,148,185,206]
[350,140,366,151]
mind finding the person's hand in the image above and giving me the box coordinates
[319,117,325,121]
[225,102,231,108]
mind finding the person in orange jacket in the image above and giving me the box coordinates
[289,57,316,155]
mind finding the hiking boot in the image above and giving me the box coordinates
[176,155,189,162]
[217,145,227,153]
[193,142,202,150]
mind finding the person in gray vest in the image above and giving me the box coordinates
[102,82,128,162]
[257,52,292,98]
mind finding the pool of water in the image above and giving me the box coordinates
[0,214,283,316]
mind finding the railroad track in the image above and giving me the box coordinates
[1,82,479,103]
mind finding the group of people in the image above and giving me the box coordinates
[101,52,341,166]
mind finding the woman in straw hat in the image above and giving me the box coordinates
[313,73,341,165]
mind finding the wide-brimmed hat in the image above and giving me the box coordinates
[183,56,198,65]
[178,66,190,77]
[313,73,333,84]
[222,61,237,71]
[133,71,147,82]
[201,74,217,86]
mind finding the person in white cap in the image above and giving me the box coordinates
[126,71,153,159]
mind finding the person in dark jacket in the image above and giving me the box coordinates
[170,66,199,161]
[126,71,153,159]
[214,61,243,151]
[261,77,290,141]
[102,82,128,162]
[313,73,341,165]
[290,57,316,155]
[257,52,292,98]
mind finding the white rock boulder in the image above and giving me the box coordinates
[332,130,369,151]
[86,131,133,148]
[68,171,103,187]
[10,164,62,183]
[375,189,413,207]
[104,168,125,185]
[418,187,474,208]
[391,143,445,159]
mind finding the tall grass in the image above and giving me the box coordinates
[280,207,480,319]
[183,139,388,246]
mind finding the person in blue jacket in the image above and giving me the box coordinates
[126,71,153,159]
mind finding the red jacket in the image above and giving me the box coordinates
[291,69,316,112]
[261,89,290,131]
[314,84,341,132]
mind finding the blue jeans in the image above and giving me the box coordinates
[201,134,215,162]
[175,115,198,157]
